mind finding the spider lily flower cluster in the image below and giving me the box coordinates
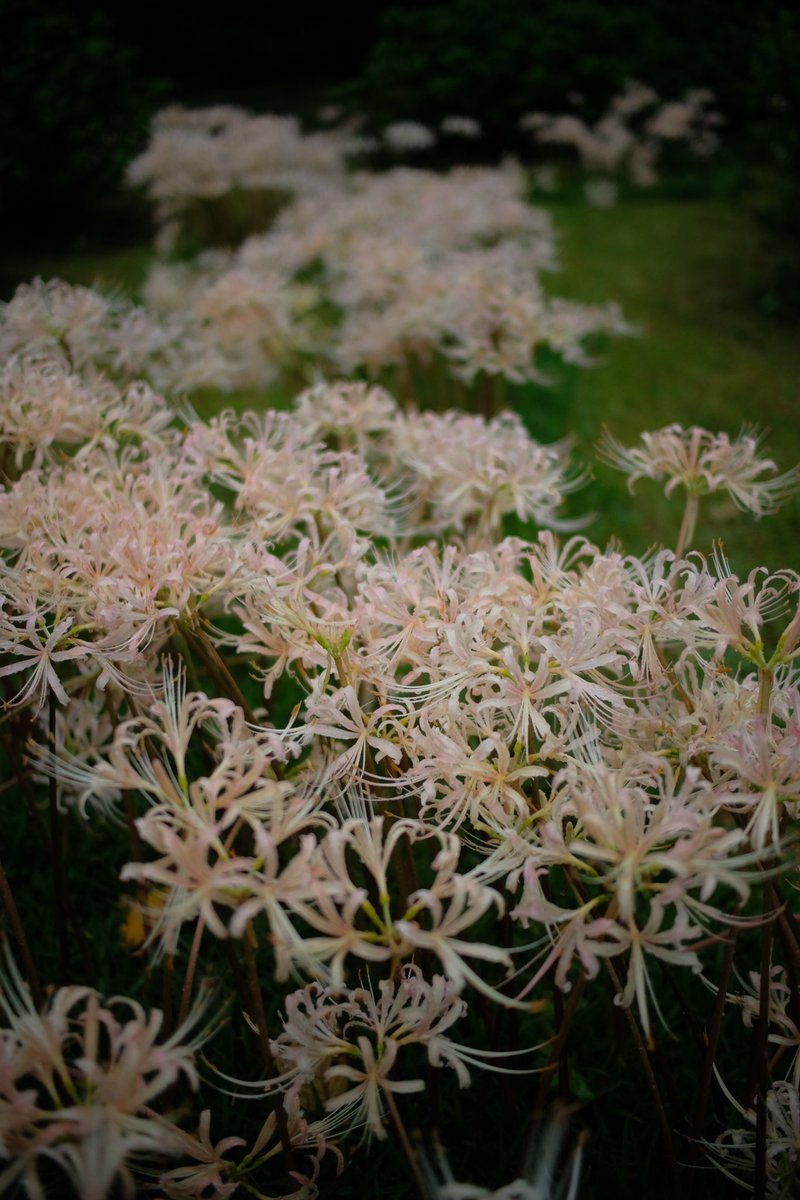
[1,99,799,1200]
[1,346,799,1193]
[0,191,630,402]
[597,424,800,516]
[228,966,537,1143]
[598,423,800,557]
[521,79,722,205]
[126,105,360,248]
[0,945,214,1200]
[122,108,635,392]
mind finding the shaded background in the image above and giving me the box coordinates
[1,0,397,248]
[2,0,798,264]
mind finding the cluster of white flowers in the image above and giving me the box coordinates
[127,104,360,251]
[2,90,798,1200]
[0,946,214,1200]
[0,378,584,717]
[123,104,636,391]
[135,162,630,389]
[1,178,631,400]
[440,115,482,140]
[521,79,723,198]
[0,276,307,395]
[598,424,800,517]
[382,120,437,153]
[1,343,798,1192]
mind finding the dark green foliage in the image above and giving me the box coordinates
[0,1,164,249]
[339,0,760,140]
[744,6,800,315]
[342,0,800,315]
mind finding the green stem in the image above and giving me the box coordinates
[757,667,774,716]
[676,491,700,558]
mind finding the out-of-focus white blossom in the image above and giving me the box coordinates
[523,80,721,194]
[382,121,437,153]
[441,116,482,139]
[584,178,618,208]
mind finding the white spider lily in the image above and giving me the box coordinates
[0,613,88,709]
[0,945,217,1200]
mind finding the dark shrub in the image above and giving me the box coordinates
[0,2,164,248]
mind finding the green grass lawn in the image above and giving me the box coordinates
[0,242,153,300]
[3,194,798,573]
[530,198,800,573]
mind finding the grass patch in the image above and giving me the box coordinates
[530,198,800,572]
[0,242,153,301]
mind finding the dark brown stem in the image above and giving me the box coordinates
[177,918,205,1029]
[241,925,295,1173]
[385,1088,430,1200]
[394,818,419,914]
[162,952,174,1036]
[604,958,680,1199]
[657,958,705,1057]
[768,1044,789,1075]
[532,970,587,1119]
[222,938,250,1007]
[553,983,569,1100]
[171,632,203,695]
[187,624,257,725]
[686,923,739,1187]
[753,913,774,1200]
[0,855,43,1009]
[48,693,71,978]
[5,725,51,850]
